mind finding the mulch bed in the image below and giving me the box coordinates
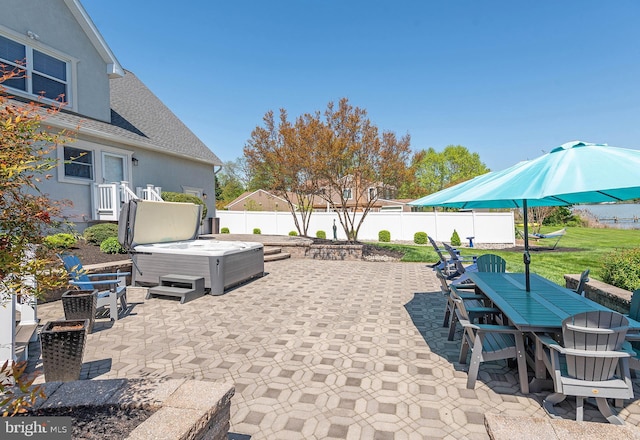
[20,405,155,439]
[62,242,130,266]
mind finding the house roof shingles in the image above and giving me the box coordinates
[29,70,222,166]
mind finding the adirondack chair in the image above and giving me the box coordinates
[454,295,529,394]
[428,236,457,276]
[573,269,590,297]
[536,311,633,424]
[475,254,507,273]
[58,253,130,321]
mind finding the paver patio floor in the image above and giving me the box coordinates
[29,259,640,439]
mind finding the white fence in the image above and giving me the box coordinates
[216,210,516,245]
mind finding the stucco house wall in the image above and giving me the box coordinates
[2,0,221,231]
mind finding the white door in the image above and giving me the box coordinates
[102,152,126,183]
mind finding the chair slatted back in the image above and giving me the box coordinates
[58,253,94,289]
[574,269,590,297]
[629,289,640,321]
[443,243,466,275]
[475,254,506,273]
[562,311,629,381]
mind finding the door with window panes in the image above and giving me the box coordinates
[102,152,126,184]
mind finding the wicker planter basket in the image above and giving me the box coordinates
[62,289,97,332]
[40,319,88,382]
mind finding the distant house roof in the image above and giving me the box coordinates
[226,189,291,210]
[22,70,222,166]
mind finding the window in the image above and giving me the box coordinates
[368,187,377,201]
[0,34,69,103]
[343,188,352,200]
[64,147,93,180]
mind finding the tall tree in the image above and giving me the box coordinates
[412,145,489,196]
[244,98,411,240]
[216,158,248,207]
[244,110,318,235]
[316,99,411,241]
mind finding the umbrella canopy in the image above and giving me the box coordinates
[409,141,640,291]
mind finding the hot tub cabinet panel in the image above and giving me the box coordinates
[133,245,264,295]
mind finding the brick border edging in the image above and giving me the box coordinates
[30,378,234,440]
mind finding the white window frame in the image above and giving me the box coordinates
[0,26,78,110]
[368,187,377,201]
[57,142,133,186]
[343,188,353,200]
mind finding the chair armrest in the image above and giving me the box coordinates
[534,333,563,351]
[86,272,131,278]
[459,320,518,333]
[562,347,631,358]
[71,279,121,287]
[626,334,640,341]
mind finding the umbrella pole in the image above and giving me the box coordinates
[523,200,531,292]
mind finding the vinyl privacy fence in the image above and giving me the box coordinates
[216,210,516,245]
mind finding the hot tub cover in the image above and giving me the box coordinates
[118,199,202,249]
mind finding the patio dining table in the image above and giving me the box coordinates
[467,271,640,392]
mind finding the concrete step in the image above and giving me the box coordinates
[264,247,283,255]
[264,252,291,262]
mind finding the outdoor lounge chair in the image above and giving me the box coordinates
[523,228,567,250]
[536,311,633,424]
[428,236,457,275]
[58,253,129,321]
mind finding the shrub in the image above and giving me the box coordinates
[43,233,77,249]
[221,227,230,234]
[451,229,461,247]
[316,230,326,239]
[378,230,391,242]
[253,228,261,234]
[161,191,207,219]
[414,231,428,245]
[288,231,298,236]
[602,248,640,291]
[100,237,126,254]
[83,223,118,245]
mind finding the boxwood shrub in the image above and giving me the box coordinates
[378,230,391,242]
[43,233,77,249]
[253,228,261,234]
[289,231,298,236]
[316,230,326,239]
[414,231,428,245]
[221,227,230,234]
[83,223,118,245]
[100,236,126,254]
[451,229,461,247]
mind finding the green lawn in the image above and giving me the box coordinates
[372,227,639,286]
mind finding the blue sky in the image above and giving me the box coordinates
[83,1,640,171]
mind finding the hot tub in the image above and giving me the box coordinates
[119,200,264,295]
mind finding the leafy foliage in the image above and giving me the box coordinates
[161,192,207,219]
[83,223,118,245]
[43,233,77,249]
[413,232,428,244]
[451,229,461,247]
[316,230,326,239]
[221,227,230,234]
[1,360,45,416]
[378,230,391,242]
[245,98,411,240]
[601,248,640,291]
[404,145,489,198]
[288,230,298,236]
[0,70,70,297]
[100,237,126,254]
[253,228,261,234]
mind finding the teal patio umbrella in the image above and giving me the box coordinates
[409,141,640,291]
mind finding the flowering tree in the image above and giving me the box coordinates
[0,69,71,298]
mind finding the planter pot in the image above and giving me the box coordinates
[40,319,88,382]
[62,289,97,332]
